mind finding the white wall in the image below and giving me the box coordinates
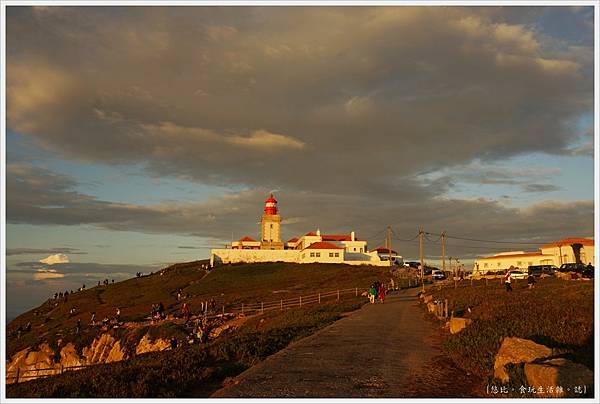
[540,245,595,266]
[211,249,298,265]
[299,249,344,263]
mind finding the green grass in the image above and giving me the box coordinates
[6,300,364,398]
[7,261,391,358]
[427,278,594,382]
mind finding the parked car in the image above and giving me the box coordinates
[528,265,558,277]
[581,266,594,279]
[559,263,588,273]
[509,270,528,280]
[432,270,446,280]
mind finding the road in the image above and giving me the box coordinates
[212,287,476,398]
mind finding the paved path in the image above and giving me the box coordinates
[212,288,452,398]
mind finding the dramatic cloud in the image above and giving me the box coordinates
[39,253,70,265]
[6,6,593,193]
[6,163,594,259]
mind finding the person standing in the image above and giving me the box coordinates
[504,271,513,292]
[527,274,536,289]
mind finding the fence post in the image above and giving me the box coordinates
[299,296,302,307]
[337,290,340,301]
[222,305,225,316]
[241,303,244,315]
[261,302,264,314]
[16,368,20,384]
[486,278,488,287]
[355,287,358,297]
[444,299,448,318]
[60,364,64,374]
[470,277,473,287]
[318,293,321,303]
[281,299,283,310]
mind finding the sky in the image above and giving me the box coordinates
[3,5,595,320]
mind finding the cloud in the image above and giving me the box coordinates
[5,6,592,192]
[521,183,560,193]
[40,253,70,265]
[7,247,86,256]
[33,269,66,281]
[6,163,594,260]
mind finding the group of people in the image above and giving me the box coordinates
[368,281,386,304]
[151,302,166,322]
[97,279,114,286]
[503,271,537,292]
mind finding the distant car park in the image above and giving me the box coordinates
[528,265,558,277]
[559,263,588,273]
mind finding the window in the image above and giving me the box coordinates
[334,253,340,257]
[329,252,334,257]
[528,262,533,266]
[316,252,321,257]
[517,261,522,266]
[484,263,488,268]
[310,252,315,257]
[497,262,501,267]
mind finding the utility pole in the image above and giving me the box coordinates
[419,226,425,292]
[387,226,393,265]
[441,230,447,273]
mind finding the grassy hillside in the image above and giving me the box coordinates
[7,300,365,398]
[7,261,392,358]
[426,278,594,389]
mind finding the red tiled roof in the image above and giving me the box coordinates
[372,246,398,254]
[304,241,344,250]
[541,237,594,249]
[305,231,318,236]
[287,237,299,243]
[322,234,352,241]
[239,236,257,242]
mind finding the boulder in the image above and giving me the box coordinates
[449,317,472,334]
[494,337,553,383]
[524,358,593,397]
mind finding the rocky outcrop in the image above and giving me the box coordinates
[524,358,594,397]
[83,334,126,364]
[448,317,472,334]
[7,333,129,384]
[135,334,170,355]
[494,337,553,383]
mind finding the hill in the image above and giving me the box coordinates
[6,261,397,397]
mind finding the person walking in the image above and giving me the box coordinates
[527,274,536,289]
[182,302,190,324]
[504,271,513,292]
[368,284,377,304]
[377,283,386,304]
[90,312,96,326]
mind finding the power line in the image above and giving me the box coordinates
[426,232,551,245]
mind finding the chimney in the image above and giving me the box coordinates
[351,231,355,241]
[316,228,321,236]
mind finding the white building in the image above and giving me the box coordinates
[474,237,595,274]
[210,194,391,267]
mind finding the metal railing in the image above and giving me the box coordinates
[6,364,90,384]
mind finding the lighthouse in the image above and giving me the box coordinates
[260,193,284,250]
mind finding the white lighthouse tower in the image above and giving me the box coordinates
[260,193,284,250]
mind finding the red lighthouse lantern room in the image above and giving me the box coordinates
[264,193,278,215]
